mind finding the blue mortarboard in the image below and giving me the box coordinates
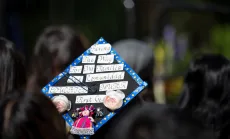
[42,38,147,139]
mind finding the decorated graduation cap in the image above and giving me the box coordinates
[42,38,148,139]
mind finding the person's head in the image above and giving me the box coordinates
[113,39,154,102]
[108,103,214,139]
[0,37,26,99]
[27,25,86,92]
[178,54,230,137]
[0,91,67,139]
[91,39,154,139]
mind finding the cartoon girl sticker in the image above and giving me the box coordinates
[70,105,95,135]
[103,90,125,111]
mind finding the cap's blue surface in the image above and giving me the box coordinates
[41,38,148,138]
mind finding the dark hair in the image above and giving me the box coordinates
[0,37,26,98]
[90,96,142,139]
[0,91,67,139]
[178,54,230,138]
[108,103,214,139]
[27,25,86,92]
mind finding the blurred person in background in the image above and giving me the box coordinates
[108,103,215,139]
[26,25,86,92]
[91,39,154,139]
[178,54,230,139]
[0,91,67,139]
[0,37,26,99]
[113,39,154,102]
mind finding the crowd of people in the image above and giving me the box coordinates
[0,24,229,139]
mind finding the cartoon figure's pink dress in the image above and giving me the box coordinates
[70,116,94,135]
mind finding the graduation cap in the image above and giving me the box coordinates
[41,38,148,139]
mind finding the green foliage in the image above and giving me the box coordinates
[210,25,230,58]
[171,51,191,75]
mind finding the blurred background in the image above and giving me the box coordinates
[2,0,230,104]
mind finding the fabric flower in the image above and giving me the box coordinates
[103,90,125,111]
[52,95,71,113]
